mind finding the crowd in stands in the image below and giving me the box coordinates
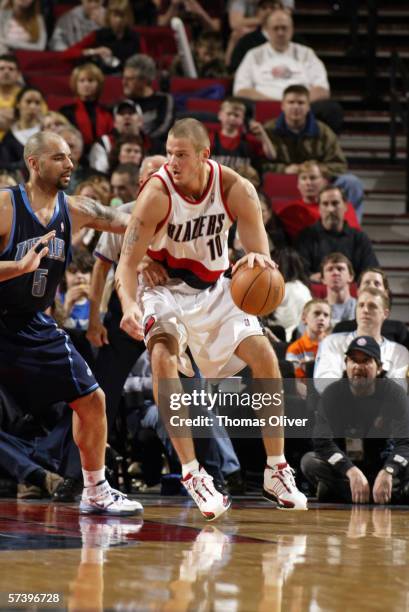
[0,0,408,507]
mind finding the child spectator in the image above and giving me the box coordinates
[321,252,356,326]
[59,250,95,331]
[286,298,331,378]
[171,31,227,78]
[210,96,275,172]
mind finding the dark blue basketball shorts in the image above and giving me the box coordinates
[0,311,99,409]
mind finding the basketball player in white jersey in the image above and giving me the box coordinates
[116,119,307,518]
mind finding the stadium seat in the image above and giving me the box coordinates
[186,99,221,114]
[134,26,178,60]
[263,172,299,203]
[100,76,123,106]
[170,77,232,95]
[45,94,75,111]
[28,73,72,96]
[255,101,282,123]
[15,50,72,74]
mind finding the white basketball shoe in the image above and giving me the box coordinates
[182,467,231,521]
[79,480,143,516]
[263,463,308,510]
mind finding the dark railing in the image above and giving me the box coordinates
[390,51,409,212]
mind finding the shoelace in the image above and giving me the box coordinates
[270,466,296,495]
[189,473,215,503]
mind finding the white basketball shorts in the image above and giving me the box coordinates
[141,275,264,378]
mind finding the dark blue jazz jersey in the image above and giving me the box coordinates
[0,184,71,314]
[0,185,98,407]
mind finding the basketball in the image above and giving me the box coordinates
[230,264,285,316]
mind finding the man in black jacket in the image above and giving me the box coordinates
[302,335,409,504]
[296,186,378,280]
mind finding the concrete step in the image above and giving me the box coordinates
[362,194,406,215]
[385,269,409,294]
[390,296,409,323]
[373,242,409,266]
[353,170,405,193]
[340,134,406,150]
[363,215,409,241]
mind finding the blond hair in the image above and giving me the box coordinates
[168,118,210,152]
[70,63,105,98]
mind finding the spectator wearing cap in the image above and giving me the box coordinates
[122,54,174,147]
[296,185,378,281]
[314,287,409,393]
[89,99,144,173]
[302,335,409,504]
[59,63,113,153]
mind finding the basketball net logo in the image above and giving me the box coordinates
[144,315,156,336]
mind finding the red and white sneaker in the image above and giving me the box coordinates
[263,463,308,510]
[182,467,231,521]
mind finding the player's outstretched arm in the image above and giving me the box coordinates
[225,173,277,273]
[67,195,131,234]
[115,180,169,340]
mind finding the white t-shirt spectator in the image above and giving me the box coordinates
[233,41,329,100]
[314,331,409,393]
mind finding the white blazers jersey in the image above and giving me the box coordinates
[146,160,234,289]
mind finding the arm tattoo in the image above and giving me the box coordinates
[243,179,262,212]
[122,218,144,256]
[75,195,112,222]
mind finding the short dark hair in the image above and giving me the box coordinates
[0,53,19,67]
[320,252,354,277]
[283,84,310,99]
[318,185,347,203]
[112,162,140,186]
[357,267,391,300]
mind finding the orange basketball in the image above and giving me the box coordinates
[230,264,285,316]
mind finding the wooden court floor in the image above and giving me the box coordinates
[0,497,409,611]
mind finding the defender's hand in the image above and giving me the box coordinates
[232,252,277,275]
[120,303,144,341]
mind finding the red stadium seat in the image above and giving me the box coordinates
[46,94,75,111]
[263,172,299,202]
[255,101,282,123]
[15,50,72,74]
[186,99,221,114]
[53,3,74,20]
[28,73,72,96]
[134,26,178,60]
[100,76,123,106]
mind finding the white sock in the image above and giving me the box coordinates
[267,455,286,469]
[182,459,200,478]
[82,467,105,487]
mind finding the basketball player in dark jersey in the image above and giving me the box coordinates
[0,130,141,515]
